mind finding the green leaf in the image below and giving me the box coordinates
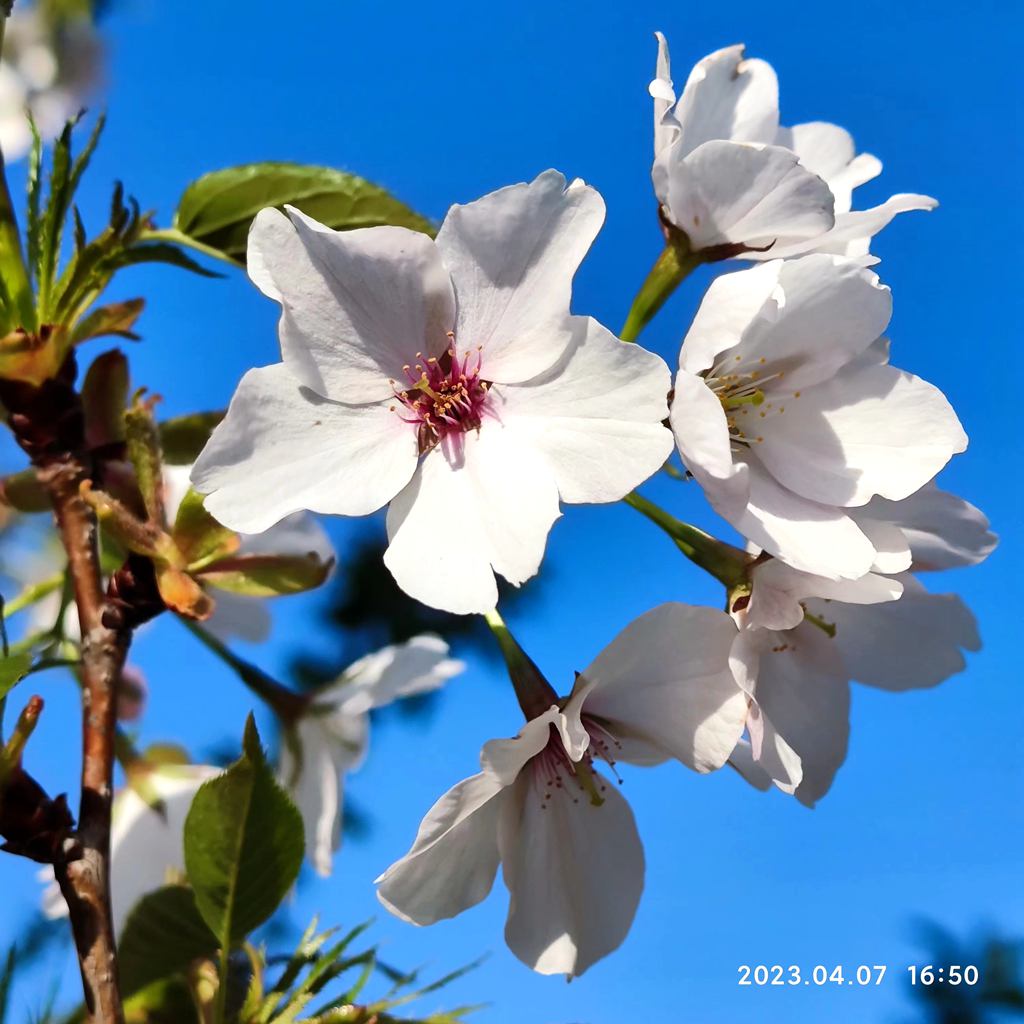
[72,298,145,345]
[102,242,222,278]
[172,487,238,568]
[0,152,34,332]
[199,553,333,598]
[124,393,166,524]
[173,162,435,265]
[117,885,219,998]
[184,715,303,949]
[0,653,33,702]
[158,411,224,465]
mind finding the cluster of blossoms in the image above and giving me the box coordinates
[36,34,993,981]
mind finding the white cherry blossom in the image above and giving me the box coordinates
[42,764,216,936]
[669,254,967,580]
[376,603,745,976]
[280,635,464,877]
[650,34,936,259]
[193,171,673,615]
[728,483,993,804]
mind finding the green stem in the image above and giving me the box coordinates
[181,618,307,722]
[623,490,751,589]
[1,572,64,616]
[140,228,241,270]
[482,608,559,720]
[619,240,701,343]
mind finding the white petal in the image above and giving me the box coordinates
[280,718,350,878]
[376,773,505,926]
[769,194,938,260]
[742,623,850,807]
[664,141,834,252]
[650,32,678,184]
[728,255,892,392]
[755,361,967,508]
[192,363,418,533]
[567,603,746,772]
[670,371,746,494]
[237,511,334,561]
[248,208,456,402]
[672,44,779,155]
[724,457,876,579]
[384,424,561,614]
[495,316,673,503]
[746,559,902,632]
[728,739,773,791]
[854,517,913,575]
[775,122,857,184]
[436,171,605,383]
[329,634,465,716]
[853,483,997,571]
[678,259,782,375]
[500,768,644,977]
[480,707,566,785]
[204,591,273,644]
[810,574,981,690]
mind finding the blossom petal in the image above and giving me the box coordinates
[329,635,464,716]
[775,122,857,184]
[496,316,673,503]
[376,773,505,926]
[480,707,566,785]
[809,574,981,690]
[665,141,834,253]
[670,371,746,491]
[739,623,850,807]
[500,769,644,977]
[281,718,350,878]
[384,425,561,614]
[765,194,938,260]
[724,457,876,579]
[435,171,604,383]
[728,255,892,392]
[746,559,902,632]
[248,207,455,402]
[853,483,997,571]
[566,603,746,772]
[672,44,779,155]
[192,363,417,533]
[755,362,967,508]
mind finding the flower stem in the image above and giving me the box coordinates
[623,490,751,590]
[482,608,559,720]
[181,618,307,723]
[619,240,701,343]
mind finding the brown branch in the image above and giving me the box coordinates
[1,359,129,1023]
[44,455,129,1024]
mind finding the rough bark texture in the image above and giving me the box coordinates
[2,358,128,1023]
[46,456,128,1024]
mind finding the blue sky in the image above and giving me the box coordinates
[1,1,1021,1022]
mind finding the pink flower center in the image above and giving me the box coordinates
[390,336,492,454]
[529,718,623,810]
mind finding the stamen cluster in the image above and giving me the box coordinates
[390,336,491,454]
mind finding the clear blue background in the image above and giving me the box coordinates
[1,1,1021,1022]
